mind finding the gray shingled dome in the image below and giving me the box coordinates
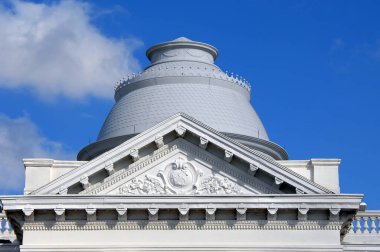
[78,38,287,161]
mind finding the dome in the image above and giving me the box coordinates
[77,38,287,161]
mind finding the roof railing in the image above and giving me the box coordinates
[0,212,16,243]
[349,210,380,235]
[113,67,251,93]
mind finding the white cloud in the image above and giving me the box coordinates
[0,114,74,194]
[0,0,141,99]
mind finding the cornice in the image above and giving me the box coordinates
[23,220,343,231]
[23,159,86,168]
[1,194,363,211]
[222,132,288,160]
[177,113,334,193]
[310,159,342,167]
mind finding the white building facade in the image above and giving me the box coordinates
[0,38,379,251]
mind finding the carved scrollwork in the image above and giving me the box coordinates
[197,176,241,195]
[119,175,167,195]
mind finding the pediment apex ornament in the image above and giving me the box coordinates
[175,126,186,137]
[23,204,34,216]
[116,204,127,216]
[54,204,65,216]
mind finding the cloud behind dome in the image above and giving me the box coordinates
[0,113,74,194]
[0,0,141,100]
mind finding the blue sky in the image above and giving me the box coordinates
[0,0,379,208]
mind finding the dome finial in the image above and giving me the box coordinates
[173,37,192,42]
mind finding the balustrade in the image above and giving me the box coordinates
[350,211,380,235]
[0,212,15,241]
[114,68,252,93]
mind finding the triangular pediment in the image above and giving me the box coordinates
[31,113,333,195]
[79,138,280,195]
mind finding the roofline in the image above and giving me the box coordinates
[32,112,334,195]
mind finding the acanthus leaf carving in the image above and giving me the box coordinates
[119,175,166,195]
[197,176,241,195]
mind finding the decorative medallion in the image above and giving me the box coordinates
[158,158,200,193]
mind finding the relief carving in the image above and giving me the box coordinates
[118,157,243,195]
[119,175,166,195]
[197,176,241,194]
[157,157,200,193]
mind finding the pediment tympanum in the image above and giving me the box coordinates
[113,156,244,195]
[32,113,332,195]
[80,138,279,195]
